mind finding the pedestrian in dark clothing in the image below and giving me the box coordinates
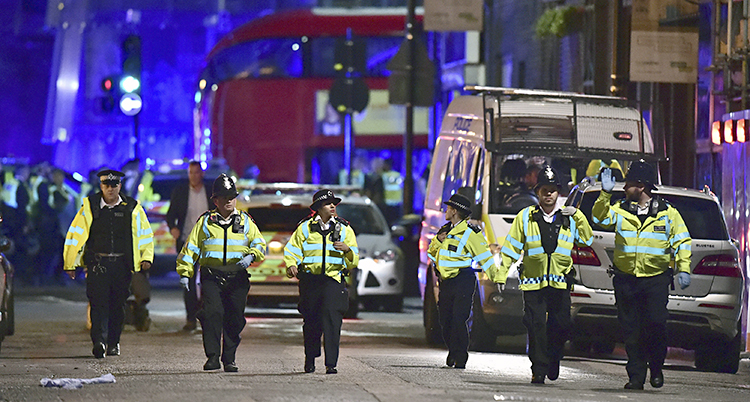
[166,161,211,331]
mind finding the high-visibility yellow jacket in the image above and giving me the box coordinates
[592,192,691,277]
[428,219,502,281]
[382,170,403,206]
[284,215,359,283]
[497,206,593,291]
[176,209,266,278]
[63,194,154,272]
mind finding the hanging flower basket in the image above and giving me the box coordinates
[534,6,586,38]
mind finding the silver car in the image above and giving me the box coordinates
[236,184,405,313]
[565,182,746,373]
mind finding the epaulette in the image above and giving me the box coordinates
[241,210,256,223]
[297,212,315,228]
[467,222,481,233]
[334,216,350,226]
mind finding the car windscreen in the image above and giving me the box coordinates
[246,206,312,232]
[578,191,729,240]
[336,204,386,235]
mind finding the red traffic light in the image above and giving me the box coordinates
[101,77,114,92]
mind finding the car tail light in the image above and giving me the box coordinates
[572,245,601,266]
[693,254,742,278]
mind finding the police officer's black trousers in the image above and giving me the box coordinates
[297,273,348,368]
[522,287,572,377]
[198,268,250,365]
[86,258,131,347]
[437,269,476,366]
[613,270,670,384]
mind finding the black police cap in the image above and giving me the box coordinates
[310,189,341,211]
[97,169,125,181]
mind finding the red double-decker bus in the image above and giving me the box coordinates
[194,8,433,184]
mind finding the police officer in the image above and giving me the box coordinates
[176,173,266,372]
[63,169,154,358]
[427,192,503,369]
[284,189,359,374]
[595,160,691,390]
[380,159,403,225]
[493,165,593,384]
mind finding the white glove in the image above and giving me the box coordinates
[677,272,691,289]
[179,276,189,291]
[237,254,255,269]
[561,206,577,216]
[601,168,615,193]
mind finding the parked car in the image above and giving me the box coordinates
[235,183,405,315]
[0,216,15,353]
[565,181,746,373]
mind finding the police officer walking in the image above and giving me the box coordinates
[63,169,154,359]
[493,165,593,384]
[427,192,503,369]
[595,160,692,390]
[284,189,359,374]
[176,173,266,372]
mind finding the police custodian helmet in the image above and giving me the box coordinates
[211,173,239,199]
[443,193,473,216]
[534,164,562,191]
[625,159,657,190]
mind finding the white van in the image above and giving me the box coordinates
[419,86,661,350]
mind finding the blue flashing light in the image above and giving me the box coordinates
[72,172,83,182]
[194,91,202,103]
[292,43,300,51]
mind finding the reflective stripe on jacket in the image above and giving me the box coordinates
[283,216,359,283]
[498,206,593,291]
[428,219,502,281]
[592,191,691,277]
[63,195,154,272]
[176,210,266,278]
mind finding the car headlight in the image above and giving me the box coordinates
[372,249,396,262]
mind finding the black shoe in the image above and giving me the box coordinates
[182,321,197,331]
[446,353,455,367]
[203,356,221,370]
[106,343,120,356]
[649,370,664,388]
[326,366,337,374]
[304,357,315,373]
[92,342,106,359]
[223,362,239,372]
[531,374,545,384]
[453,362,466,369]
[547,361,560,381]
[624,382,644,390]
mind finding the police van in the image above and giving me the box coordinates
[419,86,661,350]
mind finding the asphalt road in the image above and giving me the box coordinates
[1,280,749,402]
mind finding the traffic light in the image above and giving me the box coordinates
[99,76,117,113]
[119,35,143,115]
[120,35,141,94]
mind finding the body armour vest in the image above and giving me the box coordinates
[86,198,134,262]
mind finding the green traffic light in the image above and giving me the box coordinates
[119,75,140,93]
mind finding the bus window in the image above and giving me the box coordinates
[311,36,403,77]
[210,38,303,80]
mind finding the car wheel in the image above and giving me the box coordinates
[468,284,497,352]
[695,326,741,374]
[423,270,443,345]
[382,295,403,313]
[362,298,379,312]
